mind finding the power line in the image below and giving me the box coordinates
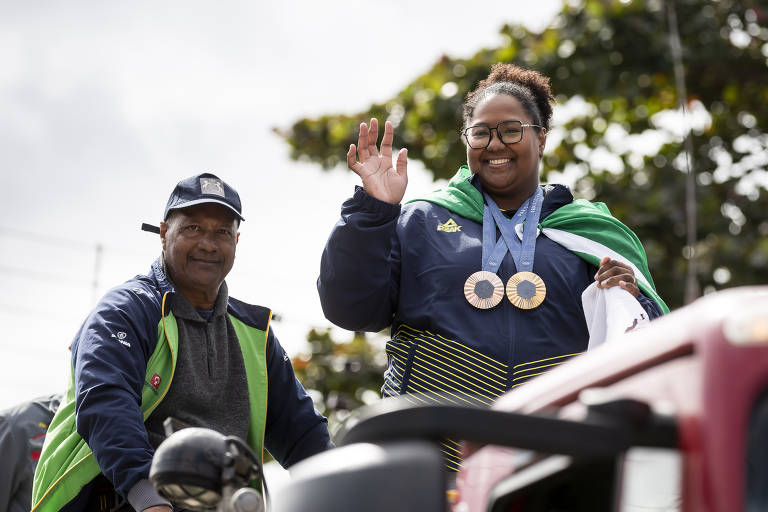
[0,302,81,321]
[0,225,153,258]
[0,264,91,287]
[0,226,96,252]
[0,225,159,293]
[92,244,103,305]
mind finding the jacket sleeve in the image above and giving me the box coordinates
[0,404,28,512]
[637,292,663,321]
[2,395,61,512]
[72,286,158,499]
[317,186,403,332]
[263,327,331,468]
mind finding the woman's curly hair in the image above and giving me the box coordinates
[463,63,555,132]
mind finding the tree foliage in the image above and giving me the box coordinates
[279,0,768,309]
[292,328,387,439]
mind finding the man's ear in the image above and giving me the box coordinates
[538,129,547,158]
[159,221,168,251]
[236,232,240,244]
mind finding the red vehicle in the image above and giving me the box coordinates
[272,286,768,512]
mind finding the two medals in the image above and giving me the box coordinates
[464,188,547,310]
[465,270,546,310]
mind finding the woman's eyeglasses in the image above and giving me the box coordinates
[463,120,543,149]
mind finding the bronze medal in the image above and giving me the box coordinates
[464,271,505,309]
[506,271,546,310]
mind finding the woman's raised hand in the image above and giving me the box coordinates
[347,118,408,204]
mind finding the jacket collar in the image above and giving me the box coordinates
[151,257,176,297]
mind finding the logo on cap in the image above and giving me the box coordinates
[200,178,225,197]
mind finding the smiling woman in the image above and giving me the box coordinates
[316,62,669,471]
[463,95,545,210]
[461,65,553,211]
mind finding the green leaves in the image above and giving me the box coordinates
[279,0,768,308]
[292,328,387,439]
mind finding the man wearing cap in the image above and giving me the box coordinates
[32,173,331,512]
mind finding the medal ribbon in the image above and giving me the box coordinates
[481,205,509,274]
[482,187,544,273]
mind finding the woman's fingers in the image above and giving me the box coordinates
[597,269,632,286]
[601,269,635,286]
[595,258,626,280]
[618,279,639,296]
[396,148,408,177]
[347,144,361,173]
[595,258,640,297]
[344,117,408,204]
[357,122,370,161]
[380,120,394,159]
[367,118,380,156]
[599,274,639,297]
[348,118,408,199]
[356,119,386,162]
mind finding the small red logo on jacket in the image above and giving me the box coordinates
[150,374,162,389]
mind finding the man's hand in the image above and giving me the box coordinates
[347,118,408,204]
[595,256,639,297]
[143,506,172,512]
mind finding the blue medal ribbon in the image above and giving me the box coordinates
[481,205,509,274]
[482,187,544,274]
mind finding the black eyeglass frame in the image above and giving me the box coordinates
[462,120,545,149]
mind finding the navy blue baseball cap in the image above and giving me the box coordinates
[163,172,244,222]
[142,173,244,234]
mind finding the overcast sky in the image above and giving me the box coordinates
[0,1,561,409]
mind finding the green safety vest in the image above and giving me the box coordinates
[32,296,270,511]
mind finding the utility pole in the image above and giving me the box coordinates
[92,243,103,305]
[666,0,700,304]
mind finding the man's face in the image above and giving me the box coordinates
[160,203,239,305]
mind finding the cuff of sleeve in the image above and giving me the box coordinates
[127,478,172,511]
[636,291,663,320]
[281,420,333,468]
[352,185,402,218]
